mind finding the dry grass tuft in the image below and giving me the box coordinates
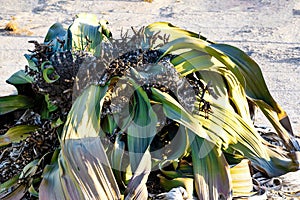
[4,20,18,32]
[3,16,33,36]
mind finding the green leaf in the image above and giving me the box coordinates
[19,159,39,180]
[6,70,33,85]
[158,37,246,88]
[0,95,34,115]
[0,125,38,147]
[171,50,207,66]
[41,85,121,200]
[154,125,190,164]
[51,117,64,128]
[39,149,69,200]
[191,136,232,200]
[172,53,215,77]
[110,135,127,189]
[209,44,272,106]
[39,156,72,200]
[28,185,39,197]
[44,22,70,51]
[195,69,233,113]
[101,114,118,137]
[196,103,298,177]
[206,43,297,149]
[150,88,216,144]
[216,67,251,121]
[158,174,194,199]
[45,94,58,112]
[41,61,60,83]
[0,184,26,200]
[124,150,152,200]
[0,174,20,194]
[145,22,211,47]
[127,83,157,172]
[197,68,252,123]
[254,100,300,151]
[209,44,294,134]
[45,22,66,41]
[24,54,38,71]
[197,102,269,158]
[160,159,193,179]
[68,13,111,57]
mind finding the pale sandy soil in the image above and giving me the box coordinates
[0,0,299,198]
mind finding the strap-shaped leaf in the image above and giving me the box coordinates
[158,175,194,199]
[127,83,157,172]
[6,70,33,85]
[0,95,34,115]
[154,125,190,164]
[230,159,256,198]
[209,43,294,135]
[150,88,216,144]
[0,183,26,200]
[39,155,75,200]
[198,67,252,123]
[191,136,232,200]
[197,103,299,177]
[254,100,300,151]
[145,22,212,47]
[44,22,70,52]
[40,85,121,200]
[173,54,215,77]
[41,61,60,83]
[68,13,111,57]
[124,150,152,200]
[110,135,127,189]
[158,37,246,88]
[0,174,24,200]
[0,125,38,147]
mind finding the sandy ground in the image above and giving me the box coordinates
[0,0,300,198]
[0,0,299,133]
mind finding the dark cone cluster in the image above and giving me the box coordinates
[32,50,81,115]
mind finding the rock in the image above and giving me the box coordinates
[293,1,300,15]
[279,170,300,194]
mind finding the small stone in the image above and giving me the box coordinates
[293,1,300,15]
